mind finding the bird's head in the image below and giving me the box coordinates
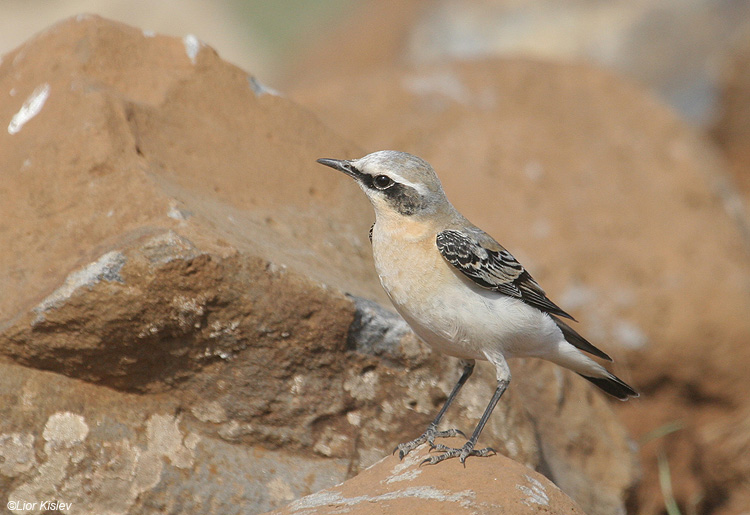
[317,150,448,219]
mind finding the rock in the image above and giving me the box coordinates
[289,58,750,513]
[266,438,585,515]
[0,14,376,382]
[0,15,639,515]
[0,14,369,513]
[0,361,351,515]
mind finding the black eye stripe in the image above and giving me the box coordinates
[384,183,426,216]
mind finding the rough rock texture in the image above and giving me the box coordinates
[0,16,639,515]
[0,362,351,514]
[289,59,750,514]
[267,439,585,515]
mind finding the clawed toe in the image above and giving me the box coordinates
[426,428,466,448]
[436,428,466,440]
[394,438,424,460]
[420,442,496,466]
[395,425,466,460]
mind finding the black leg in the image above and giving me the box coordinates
[423,378,509,466]
[394,359,475,459]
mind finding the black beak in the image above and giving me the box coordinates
[316,158,361,180]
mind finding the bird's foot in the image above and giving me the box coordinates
[421,441,496,466]
[394,425,466,460]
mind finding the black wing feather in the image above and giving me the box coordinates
[436,229,575,321]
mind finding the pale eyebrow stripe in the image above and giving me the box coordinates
[386,172,428,195]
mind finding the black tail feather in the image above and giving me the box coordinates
[580,373,639,400]
[551,315,612,361]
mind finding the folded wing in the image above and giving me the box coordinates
[436,229,574,320]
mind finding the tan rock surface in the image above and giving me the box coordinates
[267,438,585,515]
[0,14,378,323]
[289,59,750,513]
[1,15,639,515]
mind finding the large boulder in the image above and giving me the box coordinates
[0,16,637,515]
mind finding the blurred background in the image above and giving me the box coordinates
[3,1,750,514]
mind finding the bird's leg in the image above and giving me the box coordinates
[395,359,475,460]
[423,377,509,466]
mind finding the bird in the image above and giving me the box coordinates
[317,150,638,465]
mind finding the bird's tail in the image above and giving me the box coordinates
[579,372,638,400]
[546,341,639,400]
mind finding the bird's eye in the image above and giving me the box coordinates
[373,175,394,189]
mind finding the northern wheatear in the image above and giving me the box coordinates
[318,150,638,465]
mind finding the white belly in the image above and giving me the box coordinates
[371,227,561,362]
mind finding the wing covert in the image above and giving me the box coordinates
[436,229,575,320]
